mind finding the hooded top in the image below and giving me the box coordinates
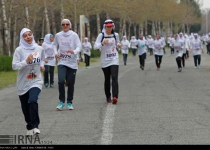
[121,36,130,54]
[42,34,56,66]
[130,36,137,49]
[60,19,72,37]
[190,33,203,55]
[53,18,81,69]
[94,19,120,68]
[19,28,37,50]
[82,37,92,56]
[12,28,45,95]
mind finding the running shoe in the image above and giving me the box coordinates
[34,128,40,135]
[178,68,182,72]
[65,82,68,87]
[45,83,49,88]
[50,84,54,88]
[107,97,112,103]
[198,65,200,68]
[112,97,118,104]
[56,102,65,111]
[67,103,74,110]
[26,129,34,136]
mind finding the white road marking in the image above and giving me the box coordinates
[100,54,171,145]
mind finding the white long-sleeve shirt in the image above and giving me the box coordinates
[82,42,92,56]
[179,37,186,53]
[53,30,81,69]
[130,39,137,49]
[172,39,183,58]
[12,46,45,95]
[153,39,165,56]
[121,40,130,54]
[147,38,154,49]
[136,39,147,55]
[93,32,120,68]
[42,42,56,66]
[190,38,203,56]
[185,38,191,50]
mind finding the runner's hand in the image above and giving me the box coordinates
[67,50,74,54]
[44,59,48,63]
[55,54,60,59]
[26,54,33,64]
[40,66,45,72]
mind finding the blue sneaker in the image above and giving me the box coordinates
[45,83,49,88]
[56,102,65,111]
[67,103,74,110]
[50,84,54,88]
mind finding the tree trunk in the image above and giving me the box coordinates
[128,21,131,40]
[45,0,50,34]
[96,12,101,34]
[122,18,126,36]
[41,17,45,38]
[145,20,148,36]
[1,0,9,56]
[24,4,29,28]
[8,0,13,56]
[74,0,77,33]
[152,20,156,36]
[60,0,64,22]
[86,15,91,41]
[140,22,143,35]
[0,16,3,55]
[106,12,110,19]
[51,7,57,35]
[133,23,137,37]
[12,14,17,55]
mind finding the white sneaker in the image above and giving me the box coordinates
[33,128,40,135]
[194,66,197,69]
[26,129,34,136]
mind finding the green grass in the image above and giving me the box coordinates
[0,71,18,89]
[0,51,130,90]
[0,57,101,90]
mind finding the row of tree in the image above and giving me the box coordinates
[0,0,203,56]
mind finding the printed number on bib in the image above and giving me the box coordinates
[28,52,40,64]
[105,38,118,61]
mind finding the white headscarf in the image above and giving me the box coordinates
[102,19,115,33]
[123,36,127,41]
[84,37,88,43]
[44,34,53,44]
[61,19,72,37]
[19,28,37,50]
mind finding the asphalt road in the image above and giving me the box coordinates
[1,46,210,145]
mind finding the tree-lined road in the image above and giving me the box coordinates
[1,47,210,145]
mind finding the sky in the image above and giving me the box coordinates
[202,0,210,9]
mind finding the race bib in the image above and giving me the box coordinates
[194,43,200,50]
[174,43,181,50]
[28,52,41,65]
[122,45,128,50]
[59,50,72,61]
[105,38,118,61]
[45,48,55,60]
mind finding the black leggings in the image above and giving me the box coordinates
[139,53,146,67]
[84,54,90,67]
[193,55,201,67]
[102,65,119,99]
[186,50,189,58]
[155,55,163,68]
[170,47,174,54]
[176,57,182,68]
[182,54,186,67]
